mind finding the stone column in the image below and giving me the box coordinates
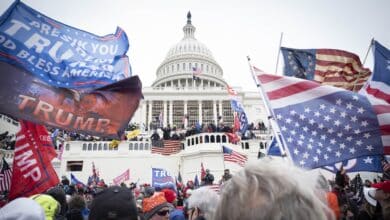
[218,100,223,123]
[163,101,167,127]
[148,100,153,130]
[142,100,147,132]
[184,100,188,128]
[213,100,218,125]
[198,100,202,125]
[169,100,173,126]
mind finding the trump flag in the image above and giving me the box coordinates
[0,0,131,89]
[152,168,176,191]
[0,62,142,138]
[254,68,383,169]
[9,120,59,200]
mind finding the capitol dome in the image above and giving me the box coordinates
[152,12,227,88]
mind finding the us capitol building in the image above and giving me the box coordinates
[131,12,267,129]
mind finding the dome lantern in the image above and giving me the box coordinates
[183,11,196,39]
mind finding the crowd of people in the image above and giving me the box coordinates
[1,158,390,220]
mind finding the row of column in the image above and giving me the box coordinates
[145,100,223,128]
[161,78,217,88]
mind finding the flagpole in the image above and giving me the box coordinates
[247,56,292,162]
[363,38,374,65]
[274,32,284,74]
[351,39,374,92]
[221,145,226,171]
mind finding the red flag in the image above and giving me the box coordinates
[9,121,59,200]
[233,112,240,132]
[201,162,206,180]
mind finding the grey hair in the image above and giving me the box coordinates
[214,157,334,220]
[188,187,219,220]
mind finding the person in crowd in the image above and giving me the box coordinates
[31,194,61,220]
[356,187,381,220]
[317,175,340,220]
[371,180,390,219]
[161,188,185,220]
[89,186,138,220]
[202,169,214,185]
[46,186,67,219]
[213,158,333,220]
[219,169,232,184]
[0,197,46,220]
[187,187,219,220]
[144,186,156,198]
[142,192,174,220]
[66,194,88,220]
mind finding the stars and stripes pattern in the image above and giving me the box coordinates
[281,47,371,92]
[360,41,390,154]
[151,140,182,156]
[192,67,202,80]
[0,157,12,192]
[222,146,247,166]
[253,67,383,169]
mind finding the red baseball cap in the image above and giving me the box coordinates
[371,181,390,193]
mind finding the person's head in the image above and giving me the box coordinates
[187,187,219,220]
[89,186,138,220]
[0,197,45,220]
[144,186,156,198]
[371,180,390,218]
[31,194,61,220]
[67,194,87,220]
[46,186,67,216]
[206,169,210,174]
[224,169,230,175]
[214,158,332,220]
[142,192,173,220]
[161,188,177,205]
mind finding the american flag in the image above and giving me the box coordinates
[151,140,181,156]
[281,47,371,92]
[360,41,390,154]
[0,157,12,192]
[192,67,202,80]
[253,67,383,169]
[222,146,247,166]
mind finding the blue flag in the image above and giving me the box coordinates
[70,173,85,186]
[194,174,199,188]
[267,137,282,156]
[152,168,176,191]
[0,0,131,89]
[254,68,383,169]
[371,41,390,85]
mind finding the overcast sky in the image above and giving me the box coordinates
[1,0,389,91]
